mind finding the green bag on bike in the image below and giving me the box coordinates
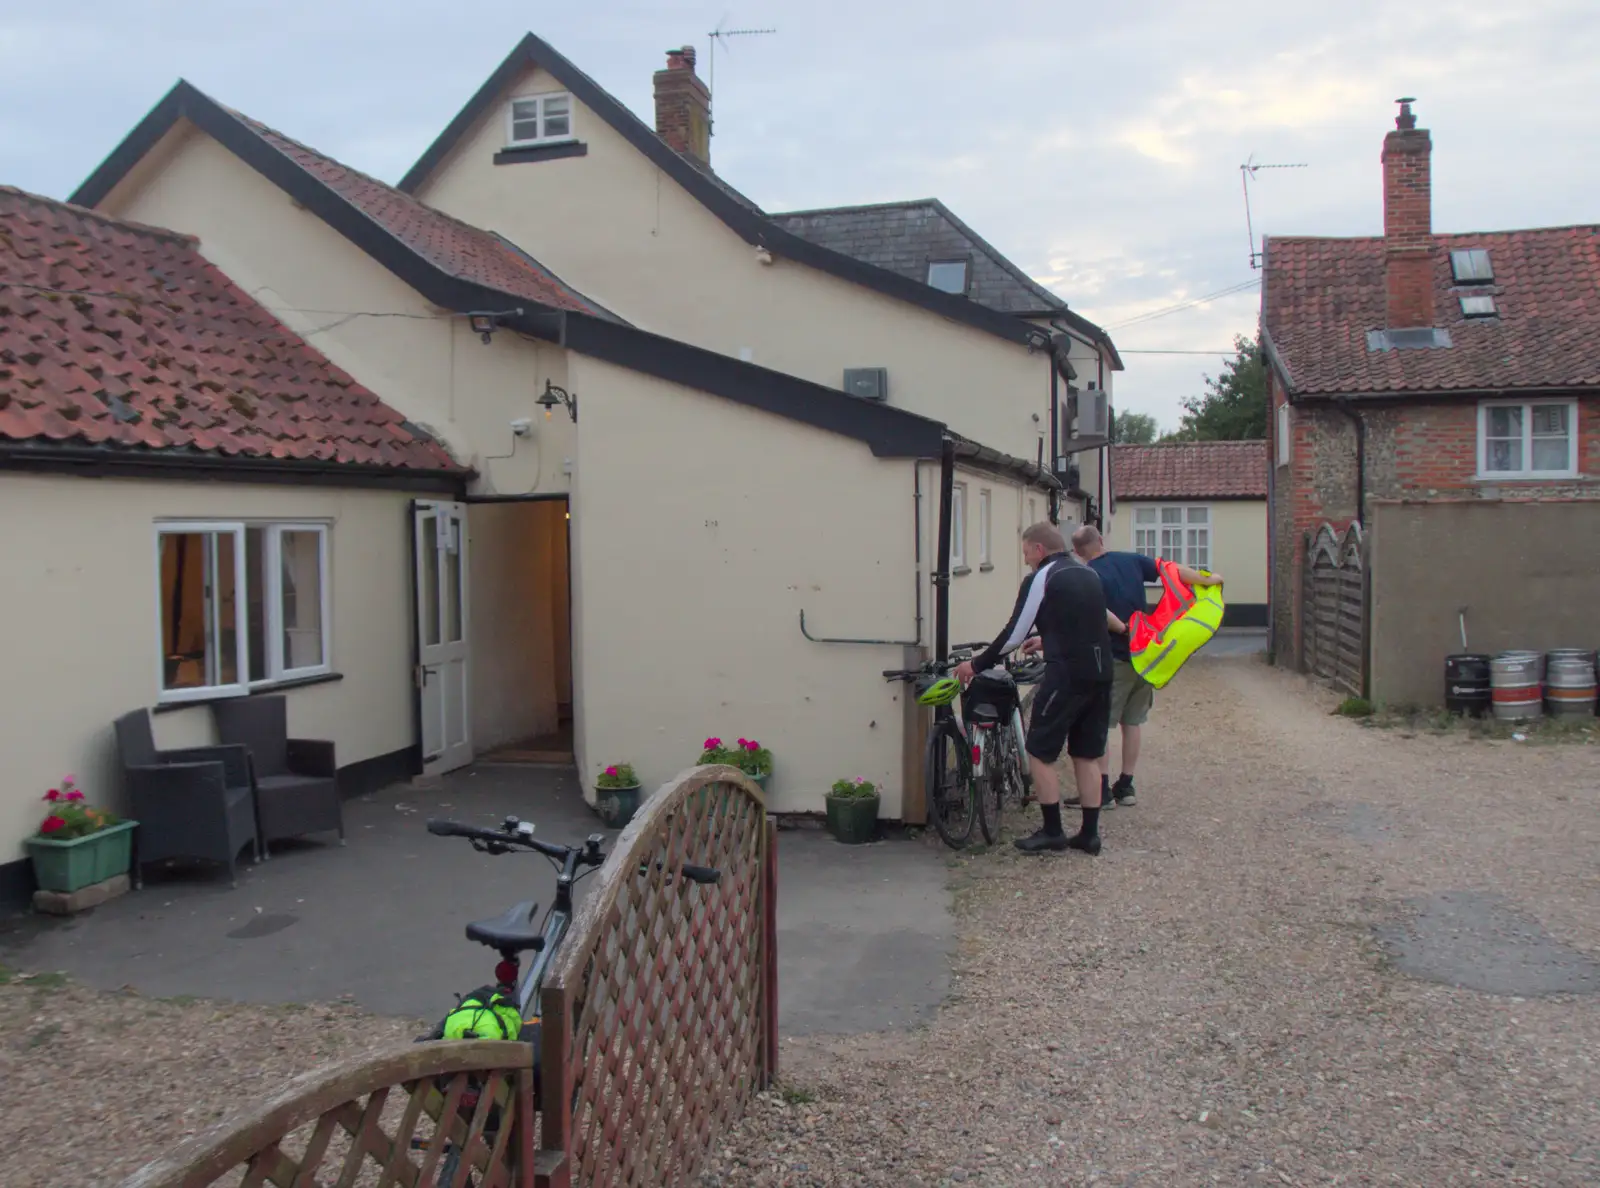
[437,984,522,1041]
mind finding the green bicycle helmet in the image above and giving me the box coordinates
[914,674,962,707]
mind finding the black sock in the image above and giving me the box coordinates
[1100,773,1110,800]
[1041,802,1063,837]
[1080,806,1100,838]
[1115,773,1133,794]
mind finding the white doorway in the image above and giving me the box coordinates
[413,500,472,774]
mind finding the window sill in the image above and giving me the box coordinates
[494,140,587,165]
[1474,472,1584,483]
[979,563,995,573]
[154,671,345,715]
[952,566,972,577]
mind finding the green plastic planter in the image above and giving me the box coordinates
[24,821,137,893]
[825,794,880,845]
[596,785,643,830]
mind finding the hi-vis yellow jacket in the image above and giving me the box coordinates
[1127,558,1225,689]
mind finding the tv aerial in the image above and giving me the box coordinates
[1240,154,1308,269]
[706,19,777,136]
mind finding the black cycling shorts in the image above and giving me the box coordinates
[1025,670,1112,763]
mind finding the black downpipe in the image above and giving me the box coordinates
[1096,353,1108,528]
[1048,354,1060,524]
[1333,398,1366,524]
[935,439,955,662]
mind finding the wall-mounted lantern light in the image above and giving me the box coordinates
[468,313,498,344]
[536,380,578,423]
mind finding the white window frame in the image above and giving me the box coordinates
[1131,504,1210,569]
[951,483,967,570]
[506,92,575,147]
[926,259,969,295]
[1476,398,1579,480]
[154,520,332,704]
[977,488,992,566]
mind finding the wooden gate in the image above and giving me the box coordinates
[534,765,776,1188]
[120,1040,538,1188]
[1302,521,1368,697]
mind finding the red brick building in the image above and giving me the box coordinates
[1261,100,1600,703]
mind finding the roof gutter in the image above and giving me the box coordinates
[0,441,471,492]
[948,434,1062,492]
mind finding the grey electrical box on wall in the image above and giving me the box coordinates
[843,368,889,401]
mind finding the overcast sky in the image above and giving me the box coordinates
[5,1,1597,431]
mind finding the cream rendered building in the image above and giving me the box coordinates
[0,34,1120,900]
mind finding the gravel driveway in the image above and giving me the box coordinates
[705,657,1600,1186]
[4,656,1597,1186]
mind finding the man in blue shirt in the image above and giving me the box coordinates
[1070,525,1223,808]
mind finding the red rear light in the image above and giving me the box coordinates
[972,745,981,764]
[494,960,519,986]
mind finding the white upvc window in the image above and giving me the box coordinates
[156,521,332,703]
[977,488,992,566]
[507,92,573,146]
[951,484,967,570]
[1478,399,1579,479]
[1132,505,1209,569]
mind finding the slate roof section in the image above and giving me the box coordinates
[1262,226,1600,397]
[772,199,1068,316]
[0,186,461,471]
[1111,441,1268,499]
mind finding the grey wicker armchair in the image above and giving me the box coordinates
[113,709,261,889]
[211,695,344,856]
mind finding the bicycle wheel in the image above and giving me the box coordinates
[993,717,1027,813]
[926,714,976,849]
[974,726,1001,845]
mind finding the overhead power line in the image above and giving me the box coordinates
[1106,278,1261,331]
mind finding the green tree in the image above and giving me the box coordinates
[1111,411,1159,445]
[1163,335,1267,441]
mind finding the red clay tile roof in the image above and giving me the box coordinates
[1112,441,1267,499]
[228,112,608,318]
[1263,226,1600,396]
[0,186,461,470]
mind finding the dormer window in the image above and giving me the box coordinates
[508,93,573,146]
[1450,249,1494,284]
[926,259,970,295]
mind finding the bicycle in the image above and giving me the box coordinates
[413,815,721,1187]
[968,653,1045,844]
[883,644,991,849]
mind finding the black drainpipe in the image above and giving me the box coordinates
[935,438,955,662]
[1048,351,1060,524]
[1333,398,1366,524]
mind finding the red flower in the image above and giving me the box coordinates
[605,765,619,777]
[704,738,721,751]
[40,816,65,835]
[44,790,59,802]
[65,791,84,802]
[745,740,760,751]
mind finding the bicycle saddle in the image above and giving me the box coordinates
[465,900,545,953]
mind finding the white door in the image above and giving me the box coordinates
[414,500,472,774]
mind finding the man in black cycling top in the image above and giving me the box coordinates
[955,522,1127,855]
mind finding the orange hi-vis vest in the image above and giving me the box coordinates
[1126,558,1225,689]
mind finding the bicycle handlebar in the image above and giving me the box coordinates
[430,818,723,885]
[426,818,603,865]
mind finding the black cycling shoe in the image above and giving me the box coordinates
[1014,828,1070,854]
[1112,776,1136,807]
[1065,832,1102,856]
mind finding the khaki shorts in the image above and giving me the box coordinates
[1109,659,1154,727]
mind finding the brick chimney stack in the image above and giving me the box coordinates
[1382,97,1434,328]
[654,46,711,169]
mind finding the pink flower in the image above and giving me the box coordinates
[745,740,760,751]
[44,790,60,802]
[854,777,865,784]
[66,791,84,802]
[40,816,65,835]
[605,765,619,777]
[704,738,721,751]
[737,738,748,748]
